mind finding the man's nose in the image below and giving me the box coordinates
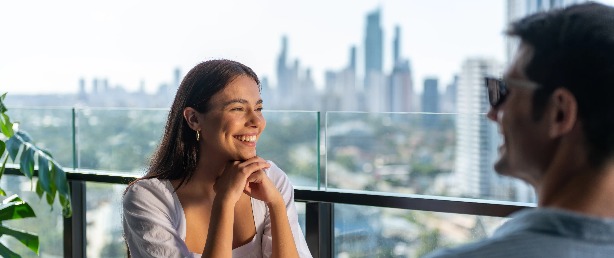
[486,106,498,121]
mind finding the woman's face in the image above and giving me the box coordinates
[199,75,266,161]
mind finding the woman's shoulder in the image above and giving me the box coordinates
[123,178,175,207]
[125,177,169,193]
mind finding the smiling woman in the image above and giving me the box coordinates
[122,59,312,258]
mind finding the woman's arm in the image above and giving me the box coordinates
[259,162,313,258]
[202,157,272,257]
[267,196,300,258]
[244,162,302,258]
[201,197,235,258]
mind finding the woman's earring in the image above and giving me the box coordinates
[196,129,200,142]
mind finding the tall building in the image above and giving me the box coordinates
[323,46,359,111]
[455,58,503,199]
[364,9,384,112]
[388,60,413,112]
[421,78,439,113]
[387,25,413,113]
[441,75,458,113]
[393,25,401,66]
[276,36,292,108]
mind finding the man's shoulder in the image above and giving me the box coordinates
[424,208,614,258]
[423,232,537,258]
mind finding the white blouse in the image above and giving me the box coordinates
[123,162,313,258]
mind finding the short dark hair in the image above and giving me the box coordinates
[507,2,614,166]
[144,59,260,189]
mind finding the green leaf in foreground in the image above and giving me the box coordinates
[0,243,20,258]
[0,195,36,221]
[0,225,39,255]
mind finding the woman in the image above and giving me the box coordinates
[123,59,312,258]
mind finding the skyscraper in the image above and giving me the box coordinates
[276,36,291,107]
[421,78,439,113]
[455,58,502,199]
[387,25,413,113]
[364,9,384,112]
[388,60,413,112]
[393,25,401,66]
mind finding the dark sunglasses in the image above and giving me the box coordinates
[484,77,508,108]
[484,76,539,108]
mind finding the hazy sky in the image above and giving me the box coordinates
[1,0,612,95]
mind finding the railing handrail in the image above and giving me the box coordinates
[4,166,534,217]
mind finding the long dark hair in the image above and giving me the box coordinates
[143,59,260,189]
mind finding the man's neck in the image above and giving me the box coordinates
[539,161,614,218]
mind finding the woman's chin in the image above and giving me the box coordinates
[235,151,257,161]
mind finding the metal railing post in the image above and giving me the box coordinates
[305,202,333,258]
[64,180,86,258]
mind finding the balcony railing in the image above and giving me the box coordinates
[2,107,536,258]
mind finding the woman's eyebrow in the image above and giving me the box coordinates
[222,98,263,108]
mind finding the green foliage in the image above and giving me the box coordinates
[0,93,73,257]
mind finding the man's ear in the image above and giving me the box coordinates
[183,107,201,130]
[547,88,578,138]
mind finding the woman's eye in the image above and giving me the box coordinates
[231,107,244,111]
[256,107,263,112]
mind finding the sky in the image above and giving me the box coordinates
[1,0,613,95]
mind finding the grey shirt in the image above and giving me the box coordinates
[425,208,614,258]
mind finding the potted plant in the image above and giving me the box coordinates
[0,93,72,257]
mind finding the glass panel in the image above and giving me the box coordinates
[5,107,74,168]
[326,112,536,203]
[86,182,127,258]
[258,111,320,188]
[0,175,63,258]
[334,203,508,258]
[75,108,167,175]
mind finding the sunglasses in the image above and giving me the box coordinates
[484,76,539,108]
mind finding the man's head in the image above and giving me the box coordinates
[488,2,614,184]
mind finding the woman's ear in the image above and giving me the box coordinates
[183,107,201,130]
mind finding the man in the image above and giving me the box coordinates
[426,2,614,257]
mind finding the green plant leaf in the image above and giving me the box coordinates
[59,195,72,218]
[0,195,36,221]
[0,225,39,255]
[0,93,7,113]
[40,148,53,159]
[0,187,6,196]
[19,146,34,179]
[0,242,20,258]
[52,165,69,197]
[51,165,71,218]
[0,152,7,182]
[45,192,55,207]
[35,180,44,199]
[0,114,14,139]
[37,155,51,193]
[0,141,5,157]
[5,136,20,161]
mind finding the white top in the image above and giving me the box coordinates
[123,162,313,258]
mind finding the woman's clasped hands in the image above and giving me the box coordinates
[214,156,283,207]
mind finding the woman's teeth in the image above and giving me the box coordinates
[236,135,256,142]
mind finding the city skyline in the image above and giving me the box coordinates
[2,0,508,96]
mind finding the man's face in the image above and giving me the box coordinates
[487,43,552,185]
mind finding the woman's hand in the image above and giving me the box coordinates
[213,156,271,205]
[244,167,284,206]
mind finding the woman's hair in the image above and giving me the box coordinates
[143,59,260,189]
